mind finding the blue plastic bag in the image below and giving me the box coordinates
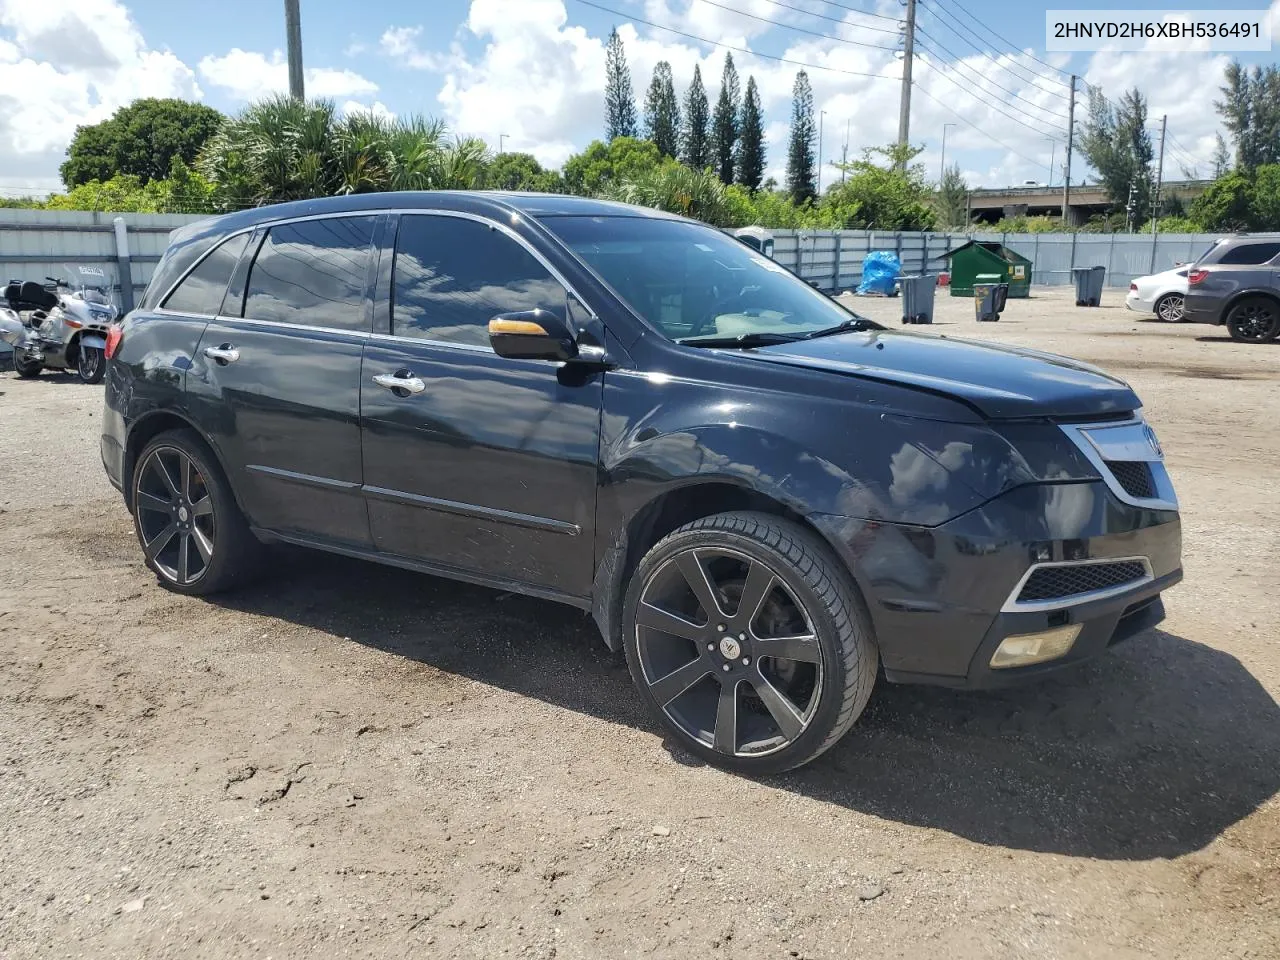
[857,251,901,295]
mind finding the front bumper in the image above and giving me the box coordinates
[813,480,1181,689]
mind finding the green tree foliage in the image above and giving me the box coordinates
[605,159,747,227]
[1080,86,1154,226]
[711,53,739,185]
[43,157,215,213]
[1216,62,1280,170]
[1212,133,1232,177]
[484,152,563,192]
[786,71,816,205]
[935,162,968,228]
[1191,164,1280,231]
[562,136,662,196]
[681,65,711,169]
[824,144,935,230]
[643,61,681,159]
[198,96,487,209]
[736,76,765,193]
[604,29,637,141]
[60,98,225,188]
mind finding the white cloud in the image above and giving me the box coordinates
[340,99,396,123]
[197,48,378,102]
[0,0,200,194]
[380,25,460,71]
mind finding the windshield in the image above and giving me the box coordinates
[544,216,872,343]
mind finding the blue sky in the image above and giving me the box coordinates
[2,0,1277,195]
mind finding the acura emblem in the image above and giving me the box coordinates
[1143,424,1163,459]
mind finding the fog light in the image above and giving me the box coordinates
[989,624,1082,669]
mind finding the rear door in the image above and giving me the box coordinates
[186,214,380,547]
[359,212,602,599]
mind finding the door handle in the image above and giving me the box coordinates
[204,344,239,364]
[372,371,426,395]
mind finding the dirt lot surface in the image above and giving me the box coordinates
[1,285,1277,959]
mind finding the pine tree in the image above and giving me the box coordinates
[1212,133,1231,177]
[786,70,816,204]
[644,61,681,158]
[736,76,765,192]
[681,65,711,169]
[711,53,740,185]
[1215,61,1280,170]
[604,28,637,141]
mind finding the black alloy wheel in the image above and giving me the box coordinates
[1226,297,1280,343]
[77,345,105,383]
[624,512,877,774]
[134,445,216,587]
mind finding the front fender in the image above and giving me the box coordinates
[79,333,107,350]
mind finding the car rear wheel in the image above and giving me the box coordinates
[623,511,877,775]
[1226,297,1280,343]
[131,429,261,595]
[1155,293,1185,323]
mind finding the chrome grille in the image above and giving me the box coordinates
[1017,560,1150,603]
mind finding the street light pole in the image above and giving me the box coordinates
[499,134,508,154]
[940,122,956,182]
[818,110,826,195]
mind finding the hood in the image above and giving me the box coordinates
[751,329,1139,420]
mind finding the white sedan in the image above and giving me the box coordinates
[1126,266,1189,322]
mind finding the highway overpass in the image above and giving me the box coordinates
[966,180,1212,226]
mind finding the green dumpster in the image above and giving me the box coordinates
[942,241,1032,298]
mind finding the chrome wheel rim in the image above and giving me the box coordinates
[135,446,215,585]
[78,346,102,380]
[1230,303,1278,341]
[1158,295,1184,322]
[634,546,824,758]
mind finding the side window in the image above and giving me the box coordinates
[243,216,376,330]
[145,235,216,311]
[1217,241,1280,265]
[392,215,566,346]
[160,233,250,316]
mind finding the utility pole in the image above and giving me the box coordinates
[940,122,955,182]
[897,0,917,161]
[1126,175,1137,233]
[818,110,826,195]
[1061,74,1076,226]
[499,133,509,154]
[284,0,304,101]
[1150,114,1167,272]
[842,118,850,183]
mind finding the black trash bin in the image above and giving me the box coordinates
[974,282,1008,322]
[1072,265,1106,306]
[899,274,937,324]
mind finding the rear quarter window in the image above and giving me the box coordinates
[160,232,250,316]
[1216,241,1280,266]
[140,234,218,311]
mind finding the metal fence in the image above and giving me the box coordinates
[768,229,1222,292]
[0,209,208,312]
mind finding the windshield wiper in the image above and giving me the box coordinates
[802,317,878,340]
[679,332,806,349]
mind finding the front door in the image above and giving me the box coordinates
[187,214,379,547]
[360,212,602,600]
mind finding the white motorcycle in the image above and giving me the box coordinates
[1,266,118,384]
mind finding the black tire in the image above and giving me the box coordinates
[622,511,878,775]
[131,428,261,595]
[1154,293,1185,323]
[12,351,42,378]
[1225,296,1280,343]
[77,344,105,384]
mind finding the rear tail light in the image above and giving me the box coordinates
[1187,269,1208,286]
[1129,283,1138,291]
[105,324,124,359]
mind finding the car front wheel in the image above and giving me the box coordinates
[1226,297,1280,343]
[623,511,878,775]
[1155,293,1185,322]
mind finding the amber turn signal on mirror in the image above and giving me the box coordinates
[488,317,550,337]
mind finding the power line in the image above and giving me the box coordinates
[913,43,1067,140]
[915,25,1070,123]
[568,0,900,81]
[917,0,1072,98]
[690,0,900,52]
[911,83,1049,168]
[931,0,1075,84]
[753,0,903,36]
[808,0,903,25]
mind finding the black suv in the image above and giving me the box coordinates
[101,193,1182,773]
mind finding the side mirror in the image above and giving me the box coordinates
[487,309,578,362]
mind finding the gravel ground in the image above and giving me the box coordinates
[1,285,1277,959]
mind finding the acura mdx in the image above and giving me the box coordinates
[101,193,1182,773]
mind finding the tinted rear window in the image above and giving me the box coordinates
[140,234,217,311]
[160,232,249,316]
[1217,241,1280,265]
[242,216,376,331]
